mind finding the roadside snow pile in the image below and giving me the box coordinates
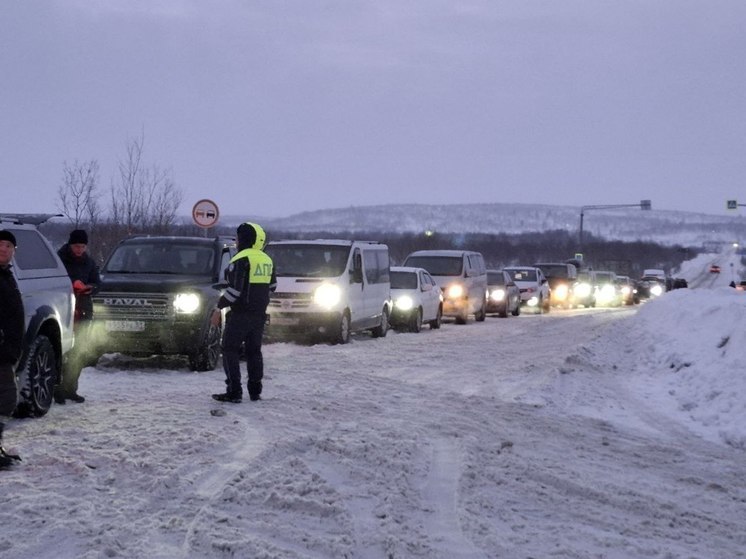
[590,287,746,448]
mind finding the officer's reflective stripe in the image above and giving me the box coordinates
[224,287,240,302]
[230,249,273,284]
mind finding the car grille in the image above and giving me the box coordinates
[93,292,172,320]
[269,292,312,310]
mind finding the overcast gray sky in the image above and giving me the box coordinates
[2,1,745,219]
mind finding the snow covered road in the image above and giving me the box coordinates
[3,294,745,558]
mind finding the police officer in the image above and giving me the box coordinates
[212,222,276,403]
[0,229,24,468]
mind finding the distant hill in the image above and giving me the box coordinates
[216,203,746,248]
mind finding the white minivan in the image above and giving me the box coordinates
[403,249,487,324]
[264,240,392,343]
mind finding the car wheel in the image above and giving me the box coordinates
[410,308,423,333]
[475,299,486,322]
[371,307,390,338]
[15,335,57,418]
[512,302,521,316]
[188,322,223,372]
[333,311,351,344]
[429,306,442,329]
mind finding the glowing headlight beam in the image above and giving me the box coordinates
[173,293,201,313]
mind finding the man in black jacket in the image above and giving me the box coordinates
[212,222,276,403]
[55,229,100,404]
[0,229,24,469]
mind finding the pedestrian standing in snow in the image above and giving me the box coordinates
[0,230,24,469]
[212,222,276,403]
[55,229,100,404]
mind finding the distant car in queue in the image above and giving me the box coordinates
[615,275,638,305]
[593,270,620,306]
[636,275,666,300]
[533,262,577,309]
[389,266,443,332]
[570,270,596,308]
[503,266,551,314]
[485,269,521,317]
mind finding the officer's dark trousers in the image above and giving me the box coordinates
[221,311,266,397]
[0,363,18,418]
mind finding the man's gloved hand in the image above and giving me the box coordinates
[72,280,93,295]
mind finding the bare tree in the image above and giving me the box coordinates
[110,132,183,233]
[57,159,100,228]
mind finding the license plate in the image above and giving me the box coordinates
[105,320,146,332]
[272,317,300,326]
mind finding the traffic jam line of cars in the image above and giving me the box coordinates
[4,212,682,420]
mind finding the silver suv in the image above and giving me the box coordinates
[1,214,75,417]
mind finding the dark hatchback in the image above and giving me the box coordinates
[89,235,236,371]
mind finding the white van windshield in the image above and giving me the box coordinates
[404,256,463,276]
[266,244,350,278]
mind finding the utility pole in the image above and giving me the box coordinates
[578,200,651,254]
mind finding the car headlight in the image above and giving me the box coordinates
[621,286,631,296]
[173,293,201,314]
[314,283,342,309]
[489,288,506,302]
[650,284,663,296]
[395,295,414,310]
[574,283,591,298]
[554,284,569,300]
[446,284,464,299]
[527,295,539,307]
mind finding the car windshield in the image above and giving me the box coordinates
[390,271,418,289]
[265,244,350,278]
[506,269,537,282]
[104,243,215,275]
[537,264,569,278]
[487,272,506,285]
[404,256,463,276]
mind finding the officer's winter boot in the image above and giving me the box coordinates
[212,392,242,403]
[248,381,262,401]
[0,422,22,470]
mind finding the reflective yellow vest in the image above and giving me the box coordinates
[230,249,273,284]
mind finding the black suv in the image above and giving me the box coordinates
[1,214,75,417]
[89,235,236,371]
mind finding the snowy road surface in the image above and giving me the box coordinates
[2,287,745,558]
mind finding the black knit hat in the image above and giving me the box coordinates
[0,229,17,247]
[68,229,88,245]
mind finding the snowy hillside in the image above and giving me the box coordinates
[220,203,746,248]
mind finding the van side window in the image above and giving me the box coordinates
[362,249,390,284]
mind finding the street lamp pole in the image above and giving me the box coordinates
[578,200,651,253]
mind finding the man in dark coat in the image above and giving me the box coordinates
[0,229,24,468]
[55,229,100,403]
[212,222,276,403]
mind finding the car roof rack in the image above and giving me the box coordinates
[0,213,63,225]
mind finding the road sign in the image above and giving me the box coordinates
[640,199,652,210]
[192,199,220,228]
[727,200,738,210]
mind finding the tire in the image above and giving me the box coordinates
[332,311,351,344]
[475,298,486,322]
[498,303,508,318]
[14,335,57,418]
[429,306,442,329]
[371,307,390,338]
[410,308,423,333]
[511,301,521,317]
[188,321,223,372]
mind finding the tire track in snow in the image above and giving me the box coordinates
[420,438,485,559]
